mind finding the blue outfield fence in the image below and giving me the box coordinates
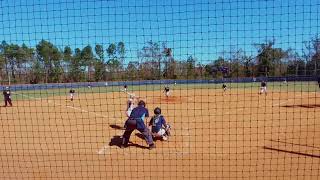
[1,76,318,91]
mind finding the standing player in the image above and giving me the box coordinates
[259,81,267,95]
[69,89,75,101]
[123,84,128,92]
[121,100,155,150]
[126,94,138,117]
[163,85,170,97]
[149,107,171,141]
[222,83,227,92]
[3,86,12,107]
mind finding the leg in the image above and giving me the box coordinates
[153,128,168,141]
[122,129,134,147]
[8,99,12,106]
[165,124,171,136]
[121,119,136,147]
[138,127,154,146]
[4,99,7,107]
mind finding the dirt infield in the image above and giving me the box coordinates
[0,88,319,179]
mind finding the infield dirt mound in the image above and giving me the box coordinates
[153,96,187,104]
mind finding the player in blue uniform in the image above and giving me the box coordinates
[121,100,155,149]
[3,86,12,107]
[149,107,171,141]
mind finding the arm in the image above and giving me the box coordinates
[162,116,168,128]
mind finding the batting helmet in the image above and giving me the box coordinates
[138,100,146,107]
[154,107,161,115]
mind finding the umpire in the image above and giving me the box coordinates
[121,100,155,150]
[3,86,12,107]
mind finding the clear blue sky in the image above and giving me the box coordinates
[0,0,319,64]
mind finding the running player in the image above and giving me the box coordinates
[3,86,12,107]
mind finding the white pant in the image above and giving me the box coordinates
[126,104,135,117]
[152,128,166,137]
[260,87,267,93]
[165,91,171,96]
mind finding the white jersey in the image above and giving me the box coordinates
[126,98,135,117]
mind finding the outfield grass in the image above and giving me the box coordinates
[3,81,319,101]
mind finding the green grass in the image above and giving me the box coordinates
[3,81,319,101]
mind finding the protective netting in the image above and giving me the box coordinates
[0,0,320,179]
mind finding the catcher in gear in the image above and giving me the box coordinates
[149,107,171,141]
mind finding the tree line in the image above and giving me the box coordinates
[0,36,319,84]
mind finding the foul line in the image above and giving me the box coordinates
[15,92,109,118]
[15,93,119,155]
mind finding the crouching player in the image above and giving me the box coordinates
[149,107,171,141]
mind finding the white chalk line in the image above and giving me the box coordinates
[15,92,109,118]
[15,93,120,155]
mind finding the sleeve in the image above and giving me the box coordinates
[161,116,167,127]
[145,109,149,117]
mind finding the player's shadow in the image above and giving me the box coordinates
[263,146,320,158]
[109,124,125,130]
[109,135,149,149]
[282,104,320,108]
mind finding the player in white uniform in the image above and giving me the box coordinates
[69,89,75,101]
[126,94,138,117]
[259,81,267,95]
[163,86,170,97]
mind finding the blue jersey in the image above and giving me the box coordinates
[149,115,166,133]
[3,90,11,99]
[129,106,149,130]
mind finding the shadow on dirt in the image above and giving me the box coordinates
[109,135,149,149]
[282,104,320,108]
